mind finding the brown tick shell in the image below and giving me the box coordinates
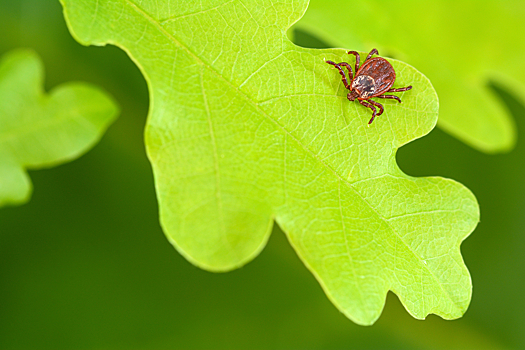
[352,57,396,100]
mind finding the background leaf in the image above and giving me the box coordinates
[294,0,524,153]
[0,49,118,206]
[61,0,478,325]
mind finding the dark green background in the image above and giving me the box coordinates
[1,1,523,349]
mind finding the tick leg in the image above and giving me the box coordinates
[358,100,378,124]
[347,51,360,73]
[377,94,402,103]
[365,48,379,62]
[326,60,351,90]
[337,62,354,81]
[368,99,384,122]
[387,85,412,92]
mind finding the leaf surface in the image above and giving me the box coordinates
[0,49,118,206]
[295,0,525,153]
[61,0,479,325]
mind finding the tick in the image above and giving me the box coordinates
[326,49,412,124]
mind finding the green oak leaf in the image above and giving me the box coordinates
[61,0,479,325]
[294,0,525,153]
[0,49,118,207]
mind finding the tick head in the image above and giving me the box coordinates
[347,90,359,101]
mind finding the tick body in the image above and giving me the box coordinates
[326,49,412,124]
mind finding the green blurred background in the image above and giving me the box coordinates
[1,1,524,349]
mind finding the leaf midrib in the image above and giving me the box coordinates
[122,0,461,311]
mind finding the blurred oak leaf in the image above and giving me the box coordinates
[0,49,118,206]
